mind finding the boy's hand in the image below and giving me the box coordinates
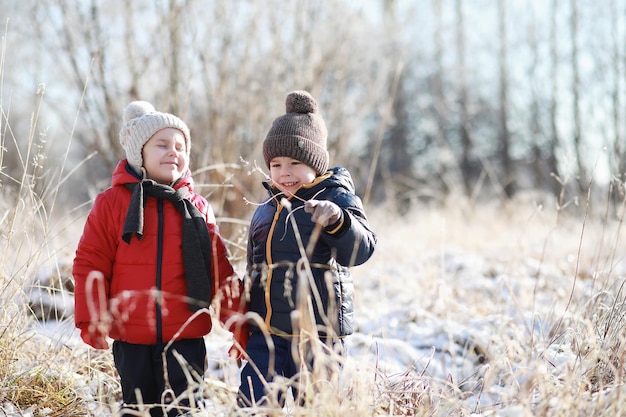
[228,323,250,367]
[80,325,109,349]
[304,200,342,227]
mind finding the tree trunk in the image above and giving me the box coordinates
[497,0,514,198]
[548,0,562,195]
[570,0,586,190]
[455,0,473,196]
[611,0,625,181]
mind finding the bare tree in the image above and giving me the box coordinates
[610,0,625,182]
[497,0,514,198]
[622,1,626,180]
[570,0,586,190]
[528,0,560,194]
[455,0,474,197]
[6,0,626,222]
[427,0,461,198]
[549,0,564,195]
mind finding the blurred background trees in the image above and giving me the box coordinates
[2,0,626,239]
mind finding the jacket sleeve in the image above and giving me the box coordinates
[320,192,377,267]
[73,193,117,346]
[205,208,247,332]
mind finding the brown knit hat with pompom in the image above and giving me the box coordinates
[263,90,329,175]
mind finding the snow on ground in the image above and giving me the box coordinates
[340,203,624,413]
[6,202,625,416]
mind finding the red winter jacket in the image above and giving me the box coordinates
[73,160,243,347]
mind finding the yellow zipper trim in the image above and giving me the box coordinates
[264,200,283,330]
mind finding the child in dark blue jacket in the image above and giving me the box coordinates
[237,90,377,407]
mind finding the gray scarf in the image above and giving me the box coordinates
[122,179,212,312]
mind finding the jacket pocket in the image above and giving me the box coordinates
[334,266,354,336]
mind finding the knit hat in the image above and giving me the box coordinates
[263,90,329,175]
[119,101,191,174]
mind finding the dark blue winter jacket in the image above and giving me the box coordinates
[246,167,376,337]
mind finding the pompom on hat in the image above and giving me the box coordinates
[119,101,191,174]
[263,90,329,175]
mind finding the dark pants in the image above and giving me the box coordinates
[112,338,206,417]
[238,332,344,407]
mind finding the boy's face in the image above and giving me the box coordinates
[142,128,189,184]
[269,156,317,196]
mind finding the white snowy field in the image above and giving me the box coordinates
[3,197,626,416]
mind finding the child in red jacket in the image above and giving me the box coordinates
[73,101,245,416]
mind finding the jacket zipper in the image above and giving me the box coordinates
[156,199,164,343]
[264,204,283,330]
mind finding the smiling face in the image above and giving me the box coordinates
[269,156,317,196]
[142,127,189,184]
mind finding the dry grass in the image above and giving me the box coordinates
[353,187,626,416]
[2,36,626,416]
[2,109,626,416]
[2,169,626,416]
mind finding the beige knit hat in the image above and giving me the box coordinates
[263,90,329,175]
[119,101,191,174]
